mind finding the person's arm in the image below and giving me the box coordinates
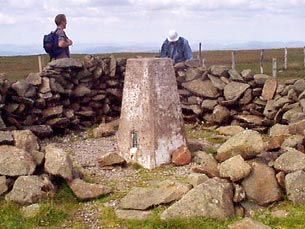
[183,40,193,60]
[160,40,168,57]
[57,30,73,48]
[58,38,73,48]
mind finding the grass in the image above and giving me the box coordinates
[1,167,305,228]
[185,124,226,144]
[1,48,305,82]
[0,184,80,228]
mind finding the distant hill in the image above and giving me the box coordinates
[0,41,304,56]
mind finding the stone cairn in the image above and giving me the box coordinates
[0,55,125,137]
[1,56,305,225]
[1,56,305,136]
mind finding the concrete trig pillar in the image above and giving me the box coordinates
[117,58,189,169]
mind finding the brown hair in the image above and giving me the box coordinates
[55,14,66,26]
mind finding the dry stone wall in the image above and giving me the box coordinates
[0,55,125,137]
[1,56,305,138]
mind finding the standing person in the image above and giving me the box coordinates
[160,29,193,64]
[54,14,73,59]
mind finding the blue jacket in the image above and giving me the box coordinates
[160,37,193,64]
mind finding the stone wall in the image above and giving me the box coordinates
[0,55,125,137]
[1,55,305,138]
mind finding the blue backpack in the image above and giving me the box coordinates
[43,29,63,59]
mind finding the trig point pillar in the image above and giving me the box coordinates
[117,58,188,169]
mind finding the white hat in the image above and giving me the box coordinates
[167,29,180,42]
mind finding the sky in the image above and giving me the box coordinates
[1,0,305,52]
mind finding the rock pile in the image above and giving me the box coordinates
[1,56,305,137]
[111,126,305,223]
[175,60,305,131]
[0,129,112,205]
[0,56,125,137]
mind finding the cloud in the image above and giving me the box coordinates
[0,12,17,25]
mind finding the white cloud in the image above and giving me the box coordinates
[0,0,305,47]
[0,12,16,25]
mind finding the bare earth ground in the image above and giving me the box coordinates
[41,131,193,228]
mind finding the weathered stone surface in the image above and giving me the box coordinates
[115,209,153,220]
[44,144,73,180]
[109,55,116,77]
[73,85,91,97]
[40,77,51,94]
[233,183,246,203]
[68,178,112,200]
[219,155,251,182]
[185,68,202,81]
[269,124,290,137]
[26,73,42,86]
[119,180,191,210]
[187,173,209,187]
[42,106,63,119]
[239,88,253,105]
[187,138,215,153]
[192,151,219,177]
[12,130,40,152]
[274,147,305,173]
[254,74,271,86]
[97,152,126,167]
[201,99,218,111]
[182,79,219,98]
[0,176,8,195]
[228,217,271,229]
[0,117,6,130]
[46,117,69,128]
[24,125,53,138]
[185,59,202,68]
[241,69,253,81]
[216,130,264,162]
[171,145,192,166]
[293,79,305,94]
[5,175,54,205]
[224,82,250,101]
[208,74,226,90]
[117,58,188,169]
[266,135,287,150]
[289,119,305,135]
[210,65,229,76]
[160,178,234,221]
[216,125,244,136]
[0,131,13,145]
[262,78,277,100]
[242,162,283,206]
[281,135,304,150]
[48,58,83,68]
[285,170,305,205]
[213,105,231,124]
[235,115,263,126]
[12,80,30,97]
[283,109,305,124]
[0,145,36,176]
[92,123,115,138]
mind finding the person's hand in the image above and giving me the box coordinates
[67,39,73,46]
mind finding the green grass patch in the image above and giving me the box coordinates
[2,48,305,82]
[0,183,82,228]
[185,124,226,144]
[254,202,305,229]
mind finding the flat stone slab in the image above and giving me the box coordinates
[119,180,191,210]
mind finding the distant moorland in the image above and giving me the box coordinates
[1,48,305,82]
